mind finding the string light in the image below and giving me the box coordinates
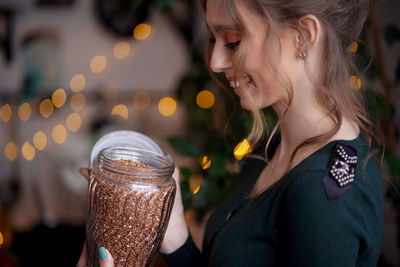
[66,112,82,132]
[199,155,211,169]
[70,93,86,112]
[134,23,152,40]
[4,142,17,161]
[90,55,107,74]
[52,89,67,108]
[0,104,12,123]
[18,102,32,122]
[189,174,203,195]
[70,74,86,93]
[158,97,177,117]
[196,90,215,109]
[22,141,36,161]
[133,91,151,110]
[0,232,3,248]
[111,104,129,119]
[113,42,131,59]
[33,131,47,151]
[52,124,67,144]
[39,98,54,118]
[350,75,362,90]
[234,139,252,160]
[348,42,358,53]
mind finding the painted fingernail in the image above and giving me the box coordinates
[167,154,173,161]
[99,247,108,260]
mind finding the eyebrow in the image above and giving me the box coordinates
[207,24,239,34]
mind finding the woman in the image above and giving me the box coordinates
[78,0,383,266]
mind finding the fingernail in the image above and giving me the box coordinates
[99,247,108,260]
[167,154,173,161]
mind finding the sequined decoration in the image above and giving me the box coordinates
[329,145,357,187]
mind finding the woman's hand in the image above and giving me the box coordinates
[76,242,114,267]
[159,167,189,254]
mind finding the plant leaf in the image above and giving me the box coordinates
[167,137,201,157]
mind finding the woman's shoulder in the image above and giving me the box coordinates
[284,133,382,203]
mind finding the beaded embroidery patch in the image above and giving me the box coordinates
[323,143,358,200]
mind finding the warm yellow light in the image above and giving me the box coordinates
[234,139,252,160]
[22,141,36,161]
[350,75,362,90]
[0,104,12,123]
[33,131,47,151]
[113,42,131,59]
[348,42,358,53]
[134,23,152,40]
[4,142,17,161]
[66,112,82,132]
[39,98,54,118]
[196,90,215,109]
[52,124,67,144]
[0,231,3,247]
[90,55,107,74]
[189,174,203,195]
[18,102,32,122]
[199,155,211,170]
[133,91,151,110]
[52,89,67,108]
[111,104,129,119]
[70,74,86,93]
[158,97,177,117]
[70,93,86,112]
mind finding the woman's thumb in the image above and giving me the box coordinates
[99,247,114,267]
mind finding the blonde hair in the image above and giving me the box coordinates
[202,0,377,162]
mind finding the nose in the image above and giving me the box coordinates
[209,42,233,73]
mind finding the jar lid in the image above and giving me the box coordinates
[90,130,163,168]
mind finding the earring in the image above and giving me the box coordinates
[297,51,306,60]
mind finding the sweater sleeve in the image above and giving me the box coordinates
[160,233,203,267]
[278,169,381,267]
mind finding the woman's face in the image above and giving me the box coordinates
[206,0,299,111]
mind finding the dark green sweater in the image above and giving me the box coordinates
[163,134,383,267]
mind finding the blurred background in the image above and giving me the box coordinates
[0,0,399,266]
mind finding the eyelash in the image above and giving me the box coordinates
[208,37,241,50]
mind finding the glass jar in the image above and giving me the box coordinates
[86,147,176,267]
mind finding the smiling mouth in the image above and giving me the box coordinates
[229,76,256,95]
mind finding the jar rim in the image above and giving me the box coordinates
[94,146,174,182]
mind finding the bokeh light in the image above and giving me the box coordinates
[199,155,211,170]
[90,55,107,74]
[133,91,151,110]
[33,131,47,151]
[18,102,32,122]
[39,98,54,118]
[348,42,358,53]
[5,142,17,161]
[158,97,177,117]
[70,93,86,112]
[22,141,36,161]
[134,23,152,40]
[234,139,252,160]
[111,104,129,119]
[70,74,86,93]
[66,112,82,132]
[0,104,12,123]
[113,42,131,59]
[350,75,362,90]
[196,90,215,109]
[52,124,67,144]
[0,232,3,247]
[52,89,67,108]
[189,174,203,195]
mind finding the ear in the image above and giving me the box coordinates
[296,14,321,51]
